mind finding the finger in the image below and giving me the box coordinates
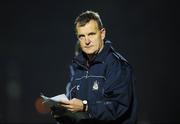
[67,108,75,112]
[60,104,72,109]
[53,115,60,118]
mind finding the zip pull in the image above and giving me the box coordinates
[85,71,88,79]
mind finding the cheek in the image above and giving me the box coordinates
[79,42,84,47]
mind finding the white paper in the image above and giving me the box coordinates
[40,93,69,107]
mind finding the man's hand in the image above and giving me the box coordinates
[59,98,84,112]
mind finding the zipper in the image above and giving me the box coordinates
[73,59,88,70]
[73,59,89,79]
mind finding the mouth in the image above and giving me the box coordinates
[84,45,93,48]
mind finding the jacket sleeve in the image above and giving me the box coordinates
[87,60,136,122]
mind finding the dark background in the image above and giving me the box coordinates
[0,0,178,123]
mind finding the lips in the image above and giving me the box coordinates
[84,45,93,48]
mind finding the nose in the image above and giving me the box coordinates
[85,36,91,45]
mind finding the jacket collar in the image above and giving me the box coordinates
[94,40,111,63]
[73,40,112,66]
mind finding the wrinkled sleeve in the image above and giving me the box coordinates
[66,64,77,99]
[87,60,137,122]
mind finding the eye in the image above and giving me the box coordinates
[78,35,83,38]
[78,35,85,41]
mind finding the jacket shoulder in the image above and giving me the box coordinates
[105,48,133,72]
[107,47,128,64]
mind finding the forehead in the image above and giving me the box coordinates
[76,20,99,34]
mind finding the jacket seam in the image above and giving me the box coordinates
[75,75,106,81]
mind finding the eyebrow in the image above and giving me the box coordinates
[78,31,96,36]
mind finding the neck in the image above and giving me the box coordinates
[87,54,96,62]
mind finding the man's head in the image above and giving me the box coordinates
[74,11,106,56]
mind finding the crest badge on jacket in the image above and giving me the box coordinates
[92,80,99,90]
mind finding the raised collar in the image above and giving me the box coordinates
[94,40,112,63]
[73,40,112,66]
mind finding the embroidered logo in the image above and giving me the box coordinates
[77,85,80,90]
[92,80,99,90]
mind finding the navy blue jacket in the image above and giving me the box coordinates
[68,41,137,123]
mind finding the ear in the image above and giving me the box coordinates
[101,28,106,40]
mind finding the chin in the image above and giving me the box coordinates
[83,51,94,55]
[83,49,94,54]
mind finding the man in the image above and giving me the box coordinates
[52,10,137,124]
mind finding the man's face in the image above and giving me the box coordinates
[76,20,106,55]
